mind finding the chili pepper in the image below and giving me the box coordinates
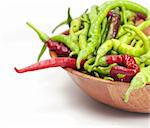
[139,63,145,68]
[134,40,143,49]
[101,17,110,44]
[103,77,114,81]
[15,57,80,73]
[27,22,71,61]
[47,40,71,56]
[145,59,150,66]
[123,25,150,52]
[118,19,150,45]
[110,66,138,82]
[93,63,118,76]
[84,54,140,82]
[134,57,141,65]
[140,50,150,62]
[88,5,98,38]
[124,65,150,102]
[52,8,72,33]
[102,55,140,82]
[69,18,81,34]
[116,20,134,38]
[83,57,117,76]
[76,0,149,69]
[121,6,127,24]
[136,12,147,21]
[106,8,121,40]
[78,14,90,50]
[51,34,79,56]
[109,55,140,82]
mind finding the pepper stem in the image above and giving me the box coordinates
[27,22,49,43]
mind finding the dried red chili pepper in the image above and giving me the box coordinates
[108,55,140,82]
[136,12,147,21]
[107,9,121,39]
[15,57,78,73]
[47,40,71,56]
[86,55,140,82]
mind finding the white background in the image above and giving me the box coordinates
[0,0,150,128]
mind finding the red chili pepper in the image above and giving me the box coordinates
[106,55,140,82]
[15,57,79,73]
[47,40,71,56]
[136,12,147,21]
[107,9,121,39]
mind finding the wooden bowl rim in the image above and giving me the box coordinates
[65,68,130,86]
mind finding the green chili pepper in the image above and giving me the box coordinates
[51,34,79,56]
[145,59,150,66]
[121,6,127,24]
[118,19,150,45]
[52,8,72,33]
[79,14,90,50]
[84,57,95,72]
[93,63,118,76]
[77,0,149,69]
[123,25,150,52]
[140,63,145,68]
[140,50,150,62]
[69,18,81,34]
[116,20,134,38]
[134,57,141,65]
[134,40,143,49]
[101,17,111,44]
[37,44,47,62]
[124,65,150,103]
[125,10,136,20]
[88,5,98,38]
[103,77,114,81]
[110,50,118,55]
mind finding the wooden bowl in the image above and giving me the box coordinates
[50,51,150,113]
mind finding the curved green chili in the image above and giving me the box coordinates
[52,8,72,33]
[124,65,150,102]
[145,59,150,66]
[121,6,127,24]
[123,25,150,52]
[69,18,81,34]
[93,63,118,76]
[51,34,79,56]
[79,14,90,50]
[77,0,149,69]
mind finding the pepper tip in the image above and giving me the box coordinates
[14,67,21,73]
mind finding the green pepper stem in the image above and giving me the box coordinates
[52,21,67,33]
[27,22,49,43]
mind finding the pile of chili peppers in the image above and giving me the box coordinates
[15,0,150,102]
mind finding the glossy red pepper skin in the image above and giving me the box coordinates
[136,12,147,21]
[46,40,71,56]
[15,58,78,73]
[106,55,140,82]
[110,66,137,82]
